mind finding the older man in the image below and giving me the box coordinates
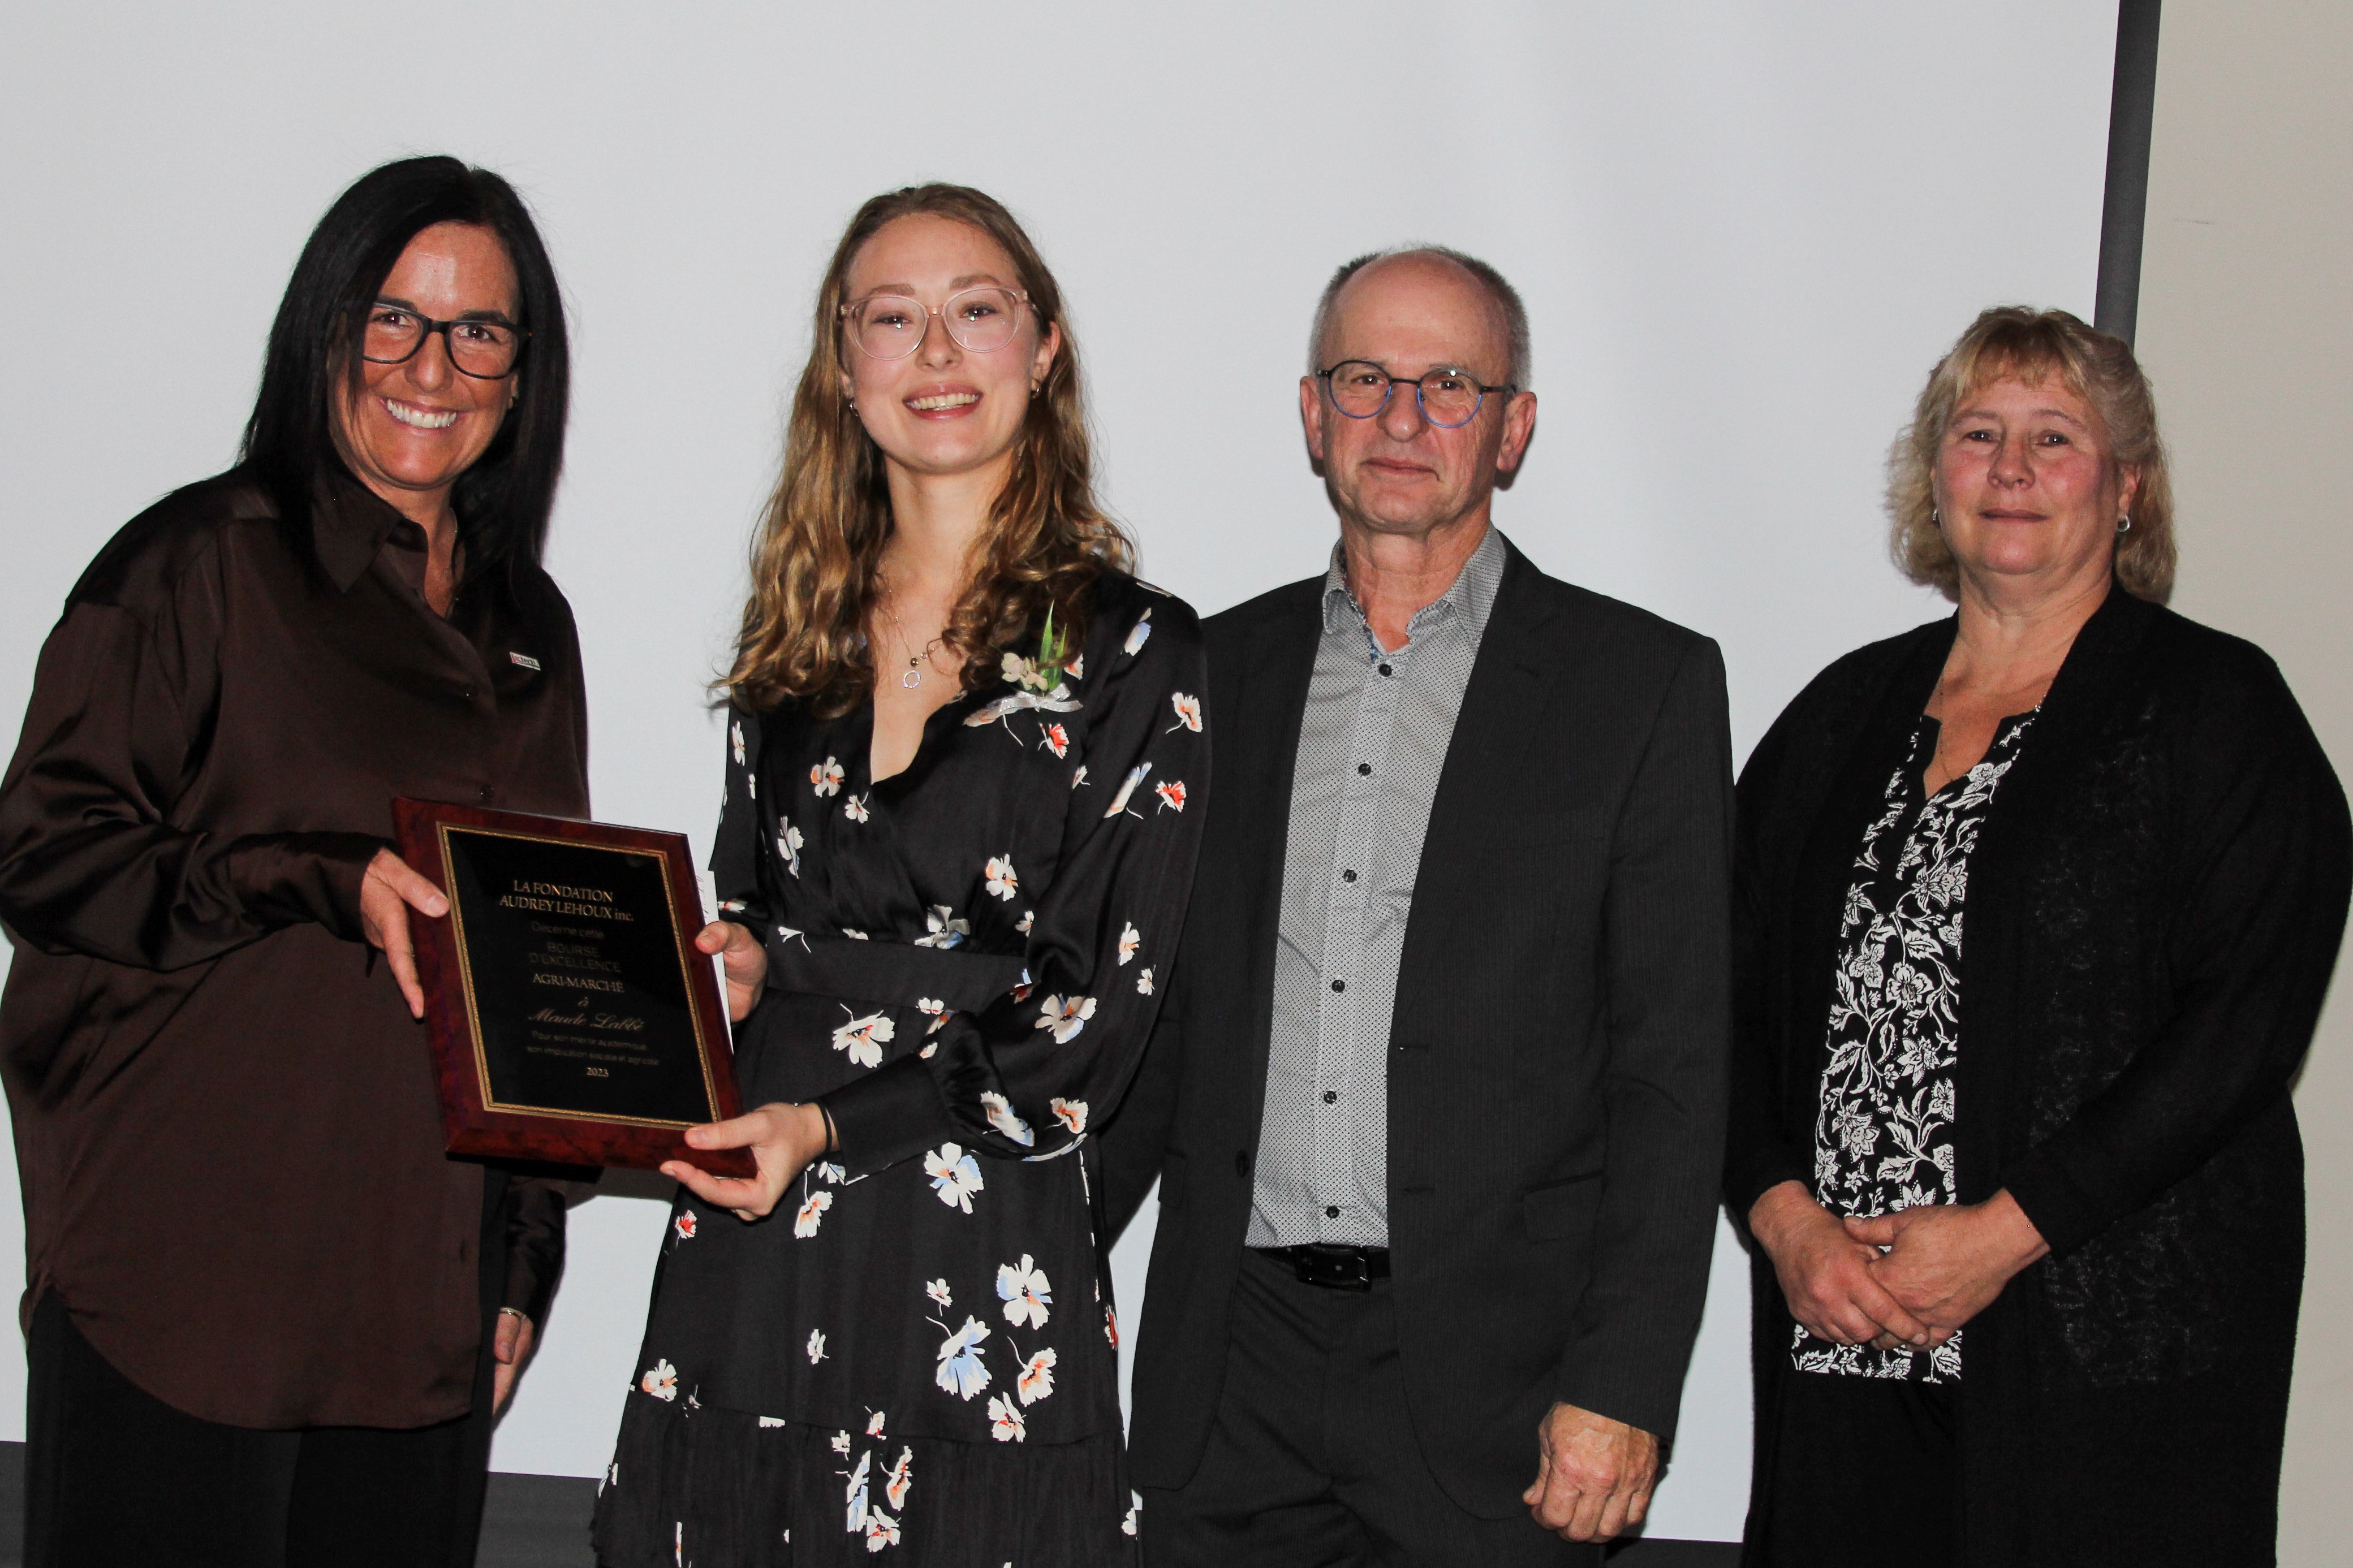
[1105,247,1731,1564]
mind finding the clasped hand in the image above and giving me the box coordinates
[1748,1180,2049,1353]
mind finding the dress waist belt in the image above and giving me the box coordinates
[763,930,1028,1014]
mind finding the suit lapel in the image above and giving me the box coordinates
[1390,546,1562,1042]
[1229,583,1322,1117]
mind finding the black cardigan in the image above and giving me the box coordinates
[1727,586,2350,1566]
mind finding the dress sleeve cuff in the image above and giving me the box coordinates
[1723,1143,1812,1230]
[817,1054,958,1176]
[227,831,386,941]
[1998,1152,2102,1261]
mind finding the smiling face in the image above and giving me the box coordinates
[1300,253,1535,542]
[838,213,1059,486]
[333,221,520,526]
[1934,373,2139,601]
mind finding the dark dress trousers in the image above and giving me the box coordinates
[1726,587,2352,1567]
[1106,539,1734,1524]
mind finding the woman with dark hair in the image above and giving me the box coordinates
[591,184,1206,1566]
[0,154,584,1565]
[1727,306,2351,1565]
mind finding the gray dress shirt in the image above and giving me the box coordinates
[1248,525,1507,1247]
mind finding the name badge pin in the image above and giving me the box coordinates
[509,652,542,671]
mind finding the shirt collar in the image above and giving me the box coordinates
[308,470,420,594]
[1320,524,1510,648]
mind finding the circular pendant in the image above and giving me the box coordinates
[901,668,922,689]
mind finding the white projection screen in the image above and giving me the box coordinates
[0,1,2117,1542]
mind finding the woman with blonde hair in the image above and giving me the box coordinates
[1727,305,2348,1565]
[593,185,1205,1565]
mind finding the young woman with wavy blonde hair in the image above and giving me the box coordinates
[593,184,1206,1567]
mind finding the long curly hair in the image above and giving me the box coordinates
[1888,305,2176,603]
[725,184,1131,715]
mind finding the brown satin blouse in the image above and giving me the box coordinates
[0,468,588,1429]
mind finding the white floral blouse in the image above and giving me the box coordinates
[600,572,1201,1560]
[1792,710,2035,1383]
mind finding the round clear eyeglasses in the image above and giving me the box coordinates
[1317,360,1514,428]
[842,287,1030,360]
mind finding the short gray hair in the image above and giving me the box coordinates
[1307,244,1531,388]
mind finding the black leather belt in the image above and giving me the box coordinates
[1257,1244,1390,1291]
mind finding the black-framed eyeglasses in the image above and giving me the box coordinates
[360,302,529,379]
[1317,360,1515,428]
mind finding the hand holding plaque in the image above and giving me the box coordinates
[393,799,755,1177]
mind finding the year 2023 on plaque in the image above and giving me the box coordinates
[394,799,753,1178]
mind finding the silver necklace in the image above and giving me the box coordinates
[876,594,948,689]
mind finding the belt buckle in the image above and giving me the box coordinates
[1293,1245,1374,1292]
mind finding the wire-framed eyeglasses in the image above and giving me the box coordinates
[360,303,527,379]
[1317,360,1515,428]
[841,287,1033,360]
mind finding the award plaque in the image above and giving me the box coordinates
[394,799,755,1178]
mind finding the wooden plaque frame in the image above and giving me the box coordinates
[393,798,754,1178]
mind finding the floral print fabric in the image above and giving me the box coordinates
[593,572,1201,1565]
[1792,711,2034,1383]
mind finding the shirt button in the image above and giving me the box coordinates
[1356,762,1372,776]
[1341,869,1358,883]
[1378,663,1393,677]
[1322,1089,1338,1104]
[1325,1205,1341,1219]
[1330,979,1346,993]
[478,785,494,804]
[462,685,477,702]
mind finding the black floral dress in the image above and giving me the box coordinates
[593,571,1206,1567]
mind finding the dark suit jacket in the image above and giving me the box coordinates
[1102,538,1733,1517]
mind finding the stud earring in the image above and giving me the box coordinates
[1930,508,1942,528]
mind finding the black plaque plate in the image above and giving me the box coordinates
[394,798,753,1177]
